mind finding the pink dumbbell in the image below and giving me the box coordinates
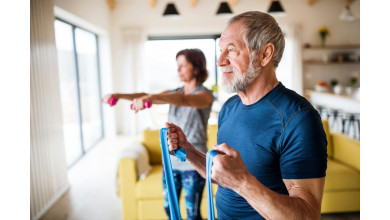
[101,97,118,106]
[109,97,118,106]
[130,100,152,110]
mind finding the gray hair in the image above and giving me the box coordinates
[227,11,285,68]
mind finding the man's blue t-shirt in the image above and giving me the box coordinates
[215,83,328,220]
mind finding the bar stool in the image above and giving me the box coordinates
[313,105,326,120]
[327,108,342,132]
[342,112,360,139]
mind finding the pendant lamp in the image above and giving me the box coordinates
[267,0,286,17]
[163,3,180,17]
[340,5,356,21]
[216,2,233,15]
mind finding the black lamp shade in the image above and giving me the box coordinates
[216,2,233,15]
[267,1,285,13]
[163,3,179,16]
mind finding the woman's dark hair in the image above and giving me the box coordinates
[176,49,208,85]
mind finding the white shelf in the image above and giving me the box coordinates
[303,44,360,50]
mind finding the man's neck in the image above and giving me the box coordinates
[238,68,279,105]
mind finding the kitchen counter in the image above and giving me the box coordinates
[304,89,360,114]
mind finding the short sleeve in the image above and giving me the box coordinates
[195,86,214,101]
[279,108,328,179]
[167,87,180,94]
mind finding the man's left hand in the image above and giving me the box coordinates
[211,143,252,194]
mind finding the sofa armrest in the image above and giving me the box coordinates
[119,158,137,220]
[331,132,360,171]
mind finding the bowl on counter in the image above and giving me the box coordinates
[314,84,330,92]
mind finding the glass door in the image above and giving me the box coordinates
[54,19,104,167]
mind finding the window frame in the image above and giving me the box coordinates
[55,18,105,168]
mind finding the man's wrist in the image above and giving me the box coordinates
[235,172,257,196]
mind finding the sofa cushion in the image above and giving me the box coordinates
[136,165,164,199]
[325,160,360,191]
[322,120,333,158]
[332,132,360,171]
[207,124,218,150]
[142,129,162,165]
[119,143,152,180]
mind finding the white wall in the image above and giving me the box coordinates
[31,1,70,219]
[31,0,115,219]
[53,0,111,31]
[53,0,117,138]
[112,0,360,43]
[110,0,360,134]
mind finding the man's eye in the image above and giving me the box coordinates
[228,48,235,52]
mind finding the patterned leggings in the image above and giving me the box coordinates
[162,170,205,220]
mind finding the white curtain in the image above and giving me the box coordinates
[115,27,147,135]
[277,24,303,95]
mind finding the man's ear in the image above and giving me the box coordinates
[260,43,274,67]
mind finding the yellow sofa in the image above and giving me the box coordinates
[321,120,360,213]
[118,121,359,219]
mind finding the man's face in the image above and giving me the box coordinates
[217,22,260,93]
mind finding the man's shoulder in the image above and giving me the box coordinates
[221,95,240,110]
[267,85,315,124]
[218,95,240,125]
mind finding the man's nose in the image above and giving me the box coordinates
[217,52,229,67]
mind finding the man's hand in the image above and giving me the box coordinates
[211,143,252,194]
[165,122,189,152]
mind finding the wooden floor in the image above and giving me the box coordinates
[40,136,359,220]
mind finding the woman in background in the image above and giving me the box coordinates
[102,48,213,220]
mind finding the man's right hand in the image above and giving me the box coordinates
[165,122,189,152]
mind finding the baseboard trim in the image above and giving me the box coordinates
[32,184,70,220]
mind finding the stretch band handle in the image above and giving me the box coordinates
[160,128,184,220]
[172,147,186,162]
[206,150,220,220]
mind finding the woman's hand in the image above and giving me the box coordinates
[132,95,152,113]
[165,122,189,152]
[102,94,118,105]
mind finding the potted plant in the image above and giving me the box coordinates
[330,79,342,94]
[346,76,359,96]
[330,79,339,87]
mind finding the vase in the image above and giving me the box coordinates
[321,35,326,47]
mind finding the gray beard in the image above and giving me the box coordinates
[221,55,261,93]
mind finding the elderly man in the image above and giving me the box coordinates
[166,11,327,220]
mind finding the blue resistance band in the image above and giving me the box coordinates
[206,150,219,220]
[160,128,186,220]
[160,128,218,220]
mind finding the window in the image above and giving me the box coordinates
[143,36,227,127]
[144,37,217,93]
[54,19,104,167]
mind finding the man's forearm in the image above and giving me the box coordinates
[181,142,207,178]
[239,175,321,220]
